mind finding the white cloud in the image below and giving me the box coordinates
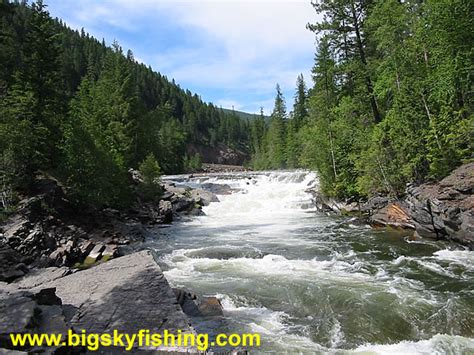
[215,99,243,111]
[47,0,321,113]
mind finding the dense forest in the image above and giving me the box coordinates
[250,0,472,199]
[1,0,472,213]
[0,0,251,209]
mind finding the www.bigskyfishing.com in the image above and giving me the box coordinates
[9,329,261,351]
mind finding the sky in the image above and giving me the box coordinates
[45,0,321,114]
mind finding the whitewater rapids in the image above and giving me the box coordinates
[150,171,473,354]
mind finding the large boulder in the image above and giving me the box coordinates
[369,202,415,230]
[24,251,194,340]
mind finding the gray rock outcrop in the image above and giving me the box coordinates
[23,251,194,337]
[309,162,473,248]
[405,162,473,248]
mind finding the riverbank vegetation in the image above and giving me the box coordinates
[0,1,251,210]
[250,0,472,199]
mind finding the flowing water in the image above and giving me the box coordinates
[148,171,473,354]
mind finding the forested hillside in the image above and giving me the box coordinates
[250,0,472,199]
[0,0,250,209]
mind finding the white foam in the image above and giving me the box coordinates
[353,334,474,354]
[157,171,474,353]
[188,171,318,229]
[433,249,474,271]
[163,249,374,285]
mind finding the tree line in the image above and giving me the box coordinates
[0,0,251,209]
[250,0,472,199]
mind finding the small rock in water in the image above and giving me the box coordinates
[173,288,224,318]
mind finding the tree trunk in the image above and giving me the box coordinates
[350,1,381,123]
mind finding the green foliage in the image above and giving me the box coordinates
[293,74,308,128]
[138,153,162,201]
[60,76,131,208]
[291,0,473,198]
[184,153,203,172]
[1,0,252,209]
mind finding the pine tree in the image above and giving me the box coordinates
[138,153,162,201]
[293,74,308,128]
[266,84,287,169]
[308,0,381,123]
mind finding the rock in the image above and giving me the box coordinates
[117,222,150,242]
[173,288,224,318]
[197,297,224,317]
[128,168,143,184]
[459,210,474,240]
[161,190,174,201]
[172,197,196,213]
[0,241,28,283]
[0,349,27,354]
[84,244,106,264]
[369,203,415,230]
[1,269,25,283]
[158,200,173,223]
[307,190,342,213]
[404,162,474,248]
[173,288,197,306]
[28,251,194,338]
[360,195,391,213]
[201,183,235,195]
[187,207,205,216]
[190,188,219,206]
[163,183,188,197]
[15,267,70,290]
[36,304,69,335]
[79,240,95,258]
[0,287,72,352]
[101,244,118,261]
[33,287,62,306]
[339,202,360,215]
[173,288,201,316]
[0,292,38,336]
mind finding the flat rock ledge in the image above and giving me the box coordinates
[3,250,197,353]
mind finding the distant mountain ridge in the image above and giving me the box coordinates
[220,108,268,120]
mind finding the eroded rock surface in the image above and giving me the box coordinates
[405,162,473,248]
[28,250,193,335]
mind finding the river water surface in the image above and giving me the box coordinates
[149,171,473,354]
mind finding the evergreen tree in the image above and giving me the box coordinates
[266,84,287,169]
[293,74,308,128]
[138,153,162,201]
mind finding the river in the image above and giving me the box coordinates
[148,171,473,353]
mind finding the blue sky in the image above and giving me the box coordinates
[45,0,320,114]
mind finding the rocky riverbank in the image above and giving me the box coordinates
[0,250,201,353]
[0,171,227,353]
[310,162,474,249]
[0,171,218,284]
